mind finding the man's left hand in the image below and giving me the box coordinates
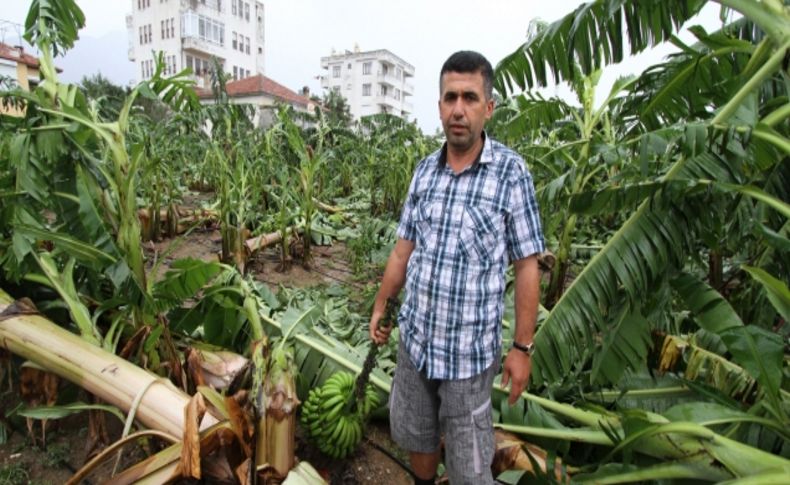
[501,348,532,405]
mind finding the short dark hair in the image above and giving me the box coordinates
[439,50,494,99]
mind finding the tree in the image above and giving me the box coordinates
[79,73,128,120]
[322,89,352,127]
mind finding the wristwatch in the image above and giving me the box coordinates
[512,341,535,356]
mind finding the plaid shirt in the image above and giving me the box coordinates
[397,133,545,380]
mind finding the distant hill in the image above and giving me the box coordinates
[58,30,135,86]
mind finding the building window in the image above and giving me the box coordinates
[382,64,389,76]
[396,67,402,79]
[332,65,340,78]
[381,85,388,97]
[186,55,194,71]
[182,11,225,46]
[362,84,371,96]
[244,3,250,21]
[246,69,250,78]
[395,89,400,100]
[258,46,262,54]
[170,18,175,38]
[245,36,250,54]
[232,1,237,14]
[232,32,237,50]
[233,66,238,80]
[363,62,371,75]
[161,20,165,39]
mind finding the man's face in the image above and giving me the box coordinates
[439,70,494,152]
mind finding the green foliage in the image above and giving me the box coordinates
[79,73,128,120]
[0,463,28,485]
[495,0,707,93]
[322,89,353,128]
[24,0,85,57]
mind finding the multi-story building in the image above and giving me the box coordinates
[0,42,48,116]
[320,47,414,121]
[127,0,265,88]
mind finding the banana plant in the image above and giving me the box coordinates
[494,0,790,386]
[278,107,331,268]
[490,0,789,480]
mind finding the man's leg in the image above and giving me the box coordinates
[438,357,500,484]
[410,449,441,481]
[390,340,441,483]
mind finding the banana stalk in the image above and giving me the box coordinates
[353,297,398,407]
[0,288,218,438]
[259,345,298,477]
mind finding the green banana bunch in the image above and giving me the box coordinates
[300,370,380,459]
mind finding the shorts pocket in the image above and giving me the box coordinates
[471,399,494,476]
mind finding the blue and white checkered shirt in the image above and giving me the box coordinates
[396,133,545,380]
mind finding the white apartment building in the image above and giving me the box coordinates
[320,47,414,121]
[127,0,265,88]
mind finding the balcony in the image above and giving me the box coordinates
[402,100,414,113]
[182,36,225,59]
[403,81,414,95]
[375,92,402,110]
[376,70,401,87]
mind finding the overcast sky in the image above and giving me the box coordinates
[1,0,726,133]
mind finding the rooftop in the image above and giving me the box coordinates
[320,48,414,71]
[196,74,313,107]
[0,42,43,69]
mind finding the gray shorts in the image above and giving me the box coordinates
[389,340,499,484]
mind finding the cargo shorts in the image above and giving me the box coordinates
[389,340,499,484]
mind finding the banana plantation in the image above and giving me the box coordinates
[0,0,788,483]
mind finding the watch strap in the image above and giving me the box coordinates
[512,341,535,355]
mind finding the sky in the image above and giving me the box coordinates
[1,0,727,134]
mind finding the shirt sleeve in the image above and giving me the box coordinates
[506,170,546,260]
[396,171,420,241]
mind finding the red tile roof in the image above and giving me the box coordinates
[196,74,313,107]
[0,42,44,69]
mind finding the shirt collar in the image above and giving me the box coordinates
[437,131,491,168]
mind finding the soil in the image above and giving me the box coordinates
[0,389,149,485]
[0,213,415,484]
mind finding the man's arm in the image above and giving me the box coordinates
[369,238,414,344]
[501,254,540,404]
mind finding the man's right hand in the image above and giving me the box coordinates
[369,307,393,345]
[369,239,413,345]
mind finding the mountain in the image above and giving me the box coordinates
[58,30,135,86]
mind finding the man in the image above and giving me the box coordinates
[369,51,545,484]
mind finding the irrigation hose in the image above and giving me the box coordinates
[65,429,180,485]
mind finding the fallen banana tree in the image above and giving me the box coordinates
[0,288,219,438]
[0,286,304,482]
[491,384,790,482]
